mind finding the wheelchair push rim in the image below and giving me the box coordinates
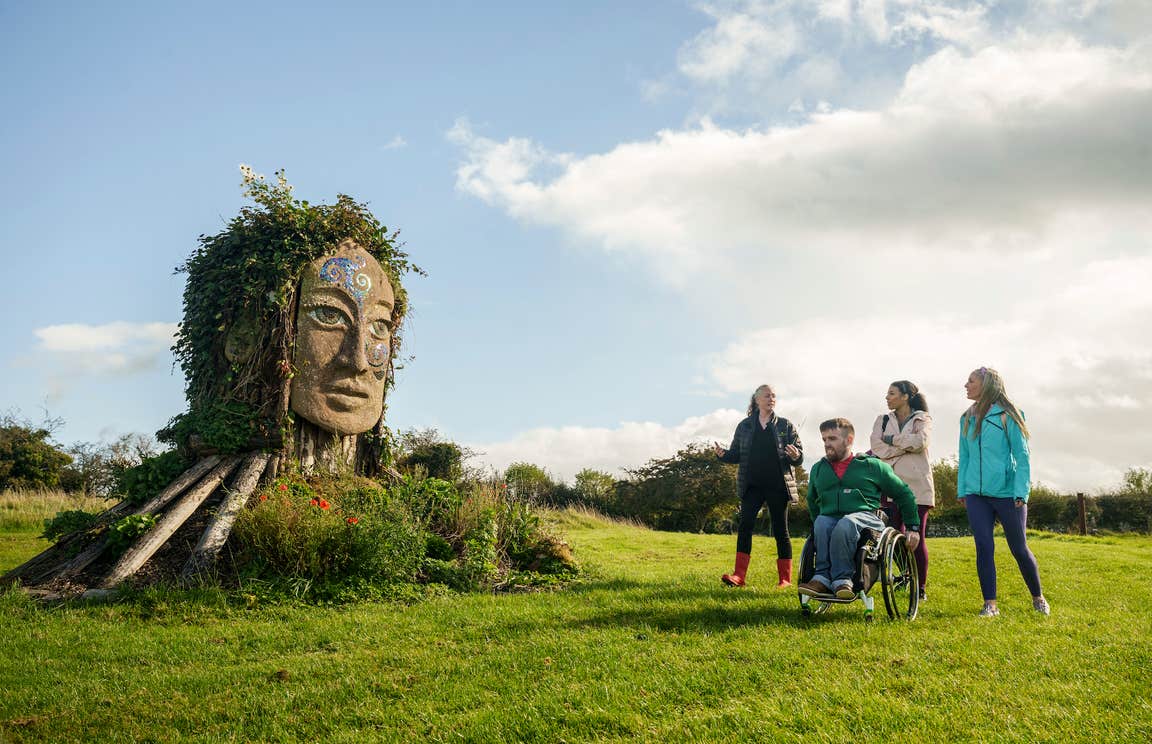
[880,529,920,621]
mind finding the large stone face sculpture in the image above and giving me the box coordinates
[2,171,416,595]
[291,240,395,436]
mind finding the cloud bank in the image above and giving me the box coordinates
[34,321,178,376]
[451,0,1152,490]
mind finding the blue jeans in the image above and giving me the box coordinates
[812,512,884,588]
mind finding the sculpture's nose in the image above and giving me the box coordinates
[337,321,371,373]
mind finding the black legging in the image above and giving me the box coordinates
[736,484,792,558]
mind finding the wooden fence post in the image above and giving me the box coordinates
[1077,492,1087,536]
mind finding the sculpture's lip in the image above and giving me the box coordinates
[324,385,372,399]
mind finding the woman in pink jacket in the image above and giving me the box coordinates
[870,380,934,600]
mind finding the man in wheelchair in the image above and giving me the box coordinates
[799,418,921,600]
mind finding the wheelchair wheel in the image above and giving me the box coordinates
[798,535,832,615]
[880,530,919,621]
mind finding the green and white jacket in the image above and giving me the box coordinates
[807,454,919,528]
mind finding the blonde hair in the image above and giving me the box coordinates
[962,367,1029,439]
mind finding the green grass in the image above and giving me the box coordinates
[0,489,112,532]
[2,507,1150,743]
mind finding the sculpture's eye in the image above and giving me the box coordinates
[308,305,350,328]
[369,319,391,340]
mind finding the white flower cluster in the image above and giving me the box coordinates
[239,163,266,186]
[276,170,294,194]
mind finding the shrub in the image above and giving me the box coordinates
[1025,486,1073,532]
[115,450,189,505]
[107,514,158,553]
[234,477,423,589]
[233,473,578,599]
[1097,492,1152,533]
[41,509,102,542]
[616,444,736,533]
[0,417,72,491]
[504,463,555,504]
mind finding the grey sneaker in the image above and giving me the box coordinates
[918,588,926,602]
[1033,597,1051,616]
[978,605,1000,618]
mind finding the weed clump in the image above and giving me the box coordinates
[232,472,578,601]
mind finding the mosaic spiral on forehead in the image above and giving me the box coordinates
[319,254,371,308]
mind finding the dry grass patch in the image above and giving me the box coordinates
[0,489,112,532]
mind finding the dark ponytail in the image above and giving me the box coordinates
[891,380,929,413]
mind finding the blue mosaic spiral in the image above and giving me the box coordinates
[319,255,371,307]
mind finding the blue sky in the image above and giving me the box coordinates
[2,1,1150,491]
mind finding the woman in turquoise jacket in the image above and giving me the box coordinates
[959,367,1050,617]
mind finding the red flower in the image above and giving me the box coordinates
[499,483,507,490]
[318,499,330,510]
[309,498,319,507]
[346,517,359,525]
[259,494,268,502]
[278,483,288,492]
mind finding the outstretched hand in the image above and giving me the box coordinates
[906,532,920,552]
[712,442,726,457]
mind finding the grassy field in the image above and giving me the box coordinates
[1,503,1150,743]
[0,490,112,532]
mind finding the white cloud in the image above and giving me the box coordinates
[33,321,178,375]
[891,1,991,47]
[451,36,1152,292]
[381,135,407,150]
[449,2,1152,492]
[677,2,802,84]
[466,409,745,483]
[701,256,1152,491]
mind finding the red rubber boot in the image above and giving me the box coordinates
[721,552,751,587]
[776,558,793,588]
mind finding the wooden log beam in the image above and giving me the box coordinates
[133,455,222,515]
[50,454,227,583]
[182,453,270,580]
[98,457,240,590]
[3,457,225,587]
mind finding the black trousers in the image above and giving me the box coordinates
[736,484,792,558]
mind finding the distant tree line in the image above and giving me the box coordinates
[0,414,160,496]
[4,418,1150,535]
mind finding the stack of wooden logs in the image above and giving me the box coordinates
[2,452,273,598]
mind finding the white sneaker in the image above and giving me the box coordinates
[978,605,1000,618]
[1033,597,1051,616]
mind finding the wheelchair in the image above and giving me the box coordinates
[797,513,919,621]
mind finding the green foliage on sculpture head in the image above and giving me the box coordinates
[165,166,422,454]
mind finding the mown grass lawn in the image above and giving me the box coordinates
[2,510,1150,743]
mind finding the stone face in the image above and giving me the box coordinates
[289,240,395,436]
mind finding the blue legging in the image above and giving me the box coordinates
[964,494,1043,601]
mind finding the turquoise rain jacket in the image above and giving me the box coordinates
[957,404,1031,500]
